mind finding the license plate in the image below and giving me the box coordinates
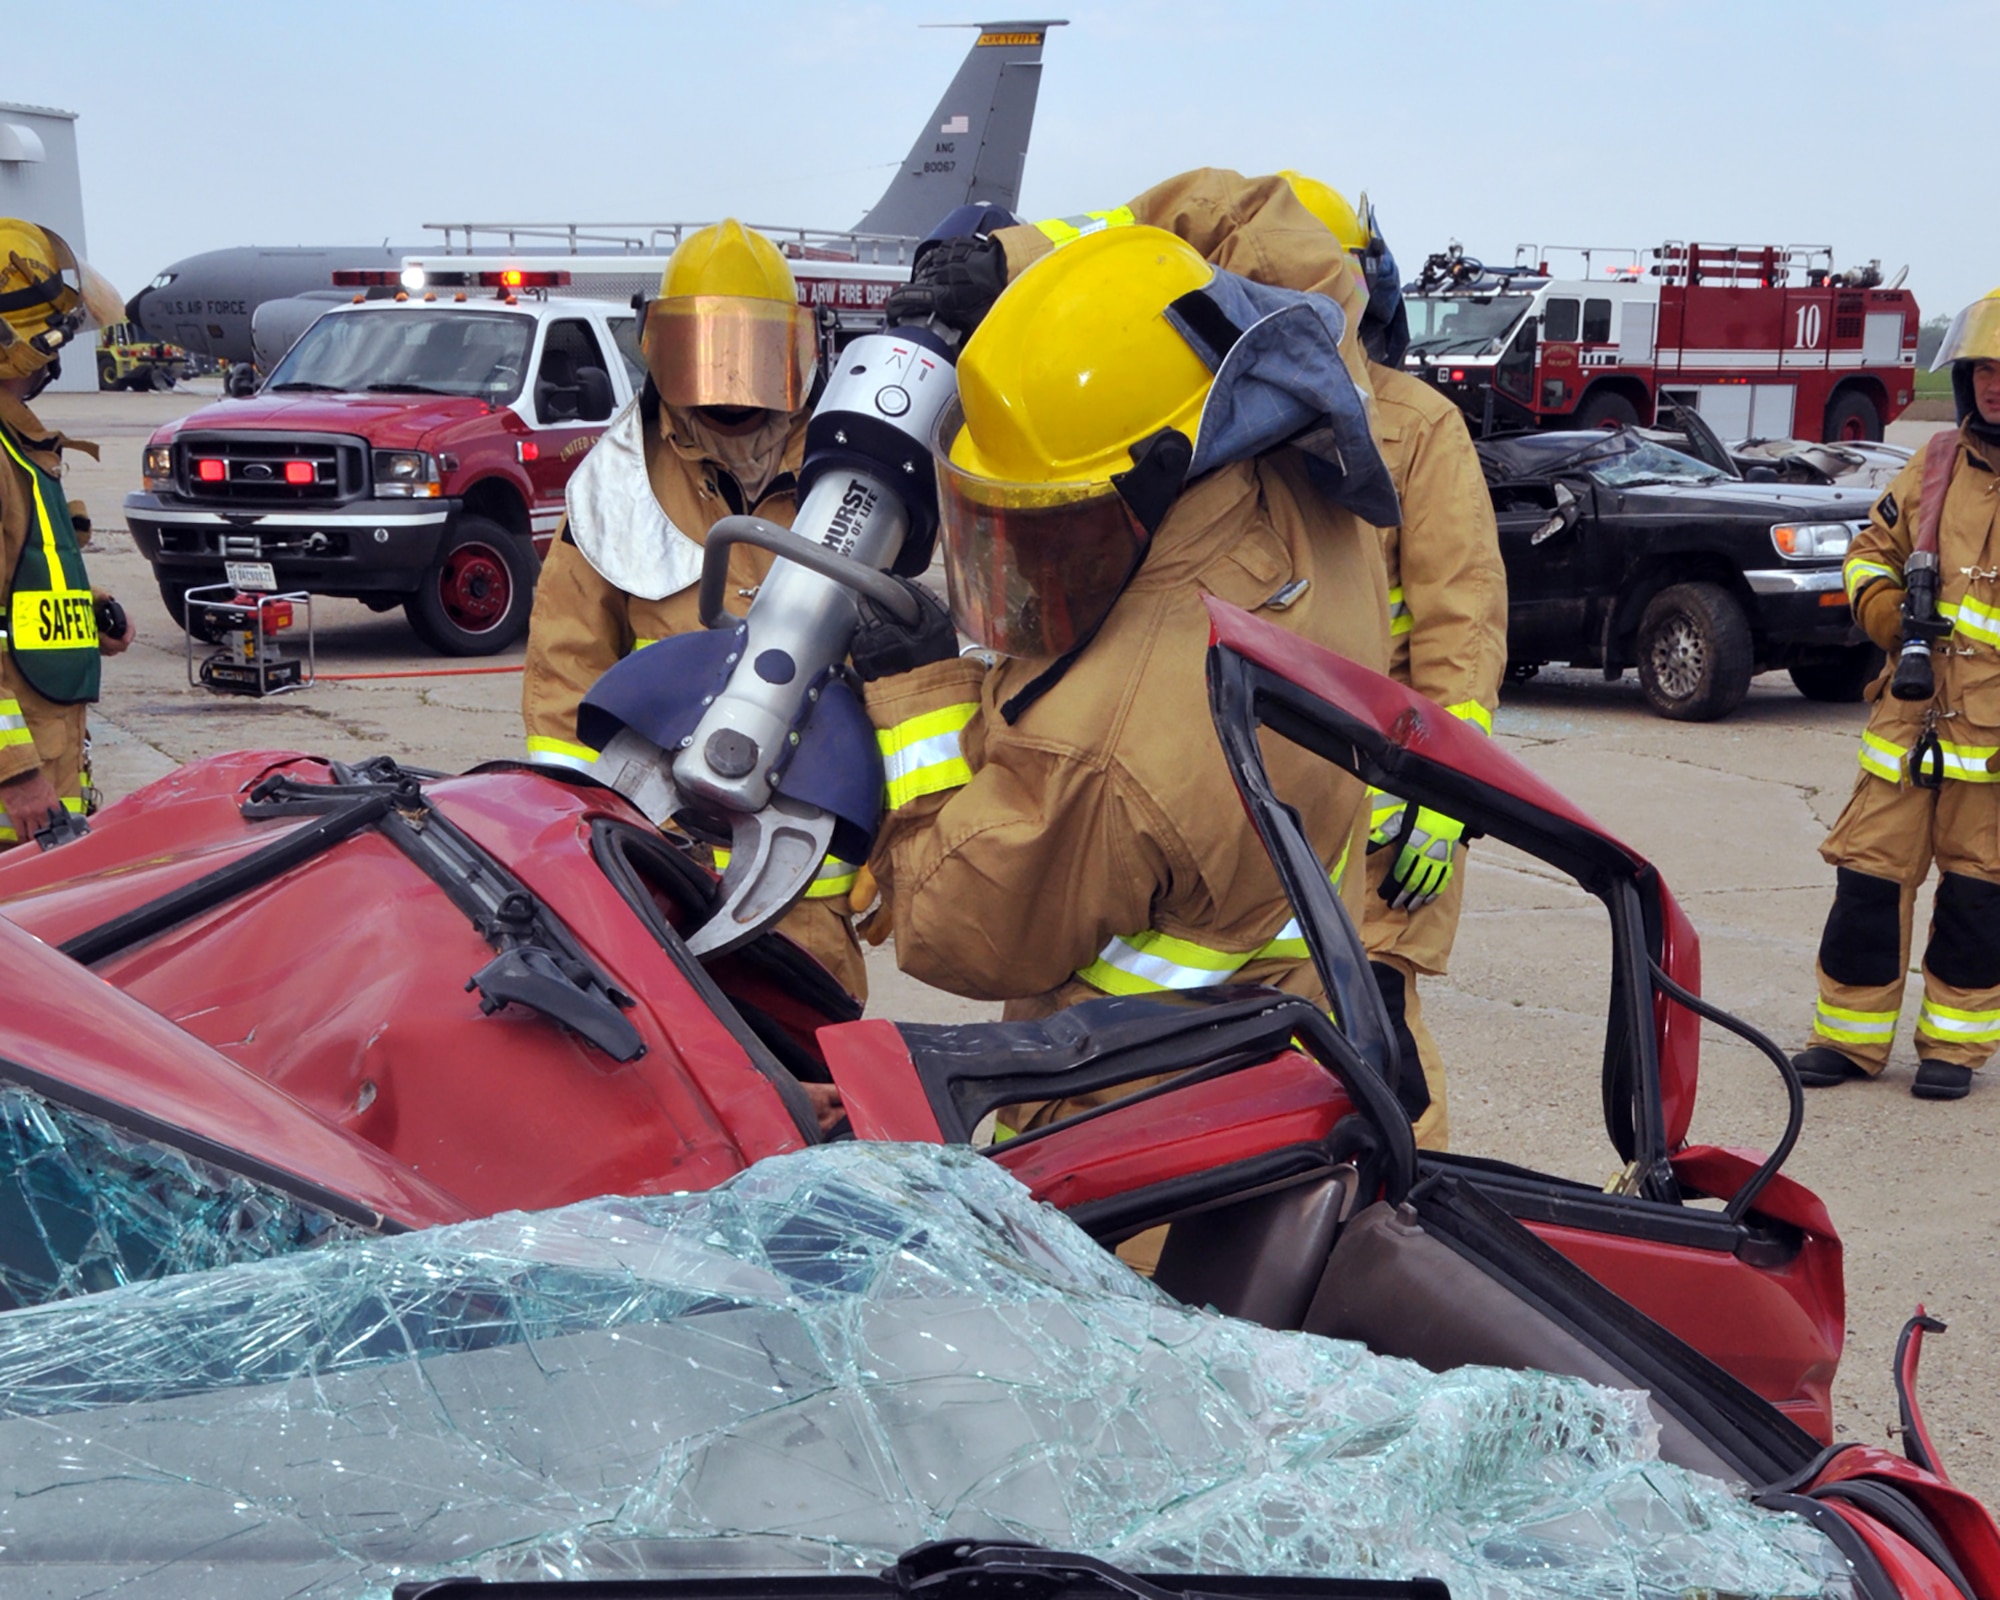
[225,561,277,592]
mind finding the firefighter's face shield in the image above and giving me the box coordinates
[1934,296,2000,372]
[933,399,1190,658]
[0,233,121,371]
[640,293,816,413]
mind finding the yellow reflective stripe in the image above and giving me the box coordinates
[0,703,29,748]
[1078,859,1347,993]
[0,430,73,598]
[1938,738,2000,783]
[1917,1000,2000,1043]
[1942,595,2000,648]
[1078,928,1251,996]
[1815,998,1899,1043]
[1858,729,1907,783]
[1387,584,1412,637]
[879,702,978,811]
[631,636,659,652]
[1843,556,1896,605]
[709,843,858,902]
[1033,207,1136,248]
[1445,700,1494,735]
[525,735,601,774]
[0,794,84,845]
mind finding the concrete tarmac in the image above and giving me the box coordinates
[34,387,1999,1501]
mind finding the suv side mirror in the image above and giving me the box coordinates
[225,364,260,398]
[1531,481,1582,545]
[575,365,614,422]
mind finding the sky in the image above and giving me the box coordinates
[20,0,1999,321]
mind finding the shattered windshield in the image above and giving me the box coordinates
[0,1143,1851,1600]
[1580,436,1732,488]
[265,308,534,401]
[1404,294,1531,357]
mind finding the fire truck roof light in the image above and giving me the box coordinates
[476,269,571,289]
[331,269,402,287]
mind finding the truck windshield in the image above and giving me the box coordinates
[1405,294,1531,358]
[264,310,536,402]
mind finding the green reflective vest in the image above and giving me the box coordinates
[0,424,99,706]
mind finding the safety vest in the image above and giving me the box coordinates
[0,425,99,705]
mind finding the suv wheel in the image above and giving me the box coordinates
[1789,643,1885,703]
[1636,582,1754,721]
[404,516,536,656]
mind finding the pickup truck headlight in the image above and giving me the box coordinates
[142,445,173,490]
[373,450,442,498]
[1771,521,1856,561]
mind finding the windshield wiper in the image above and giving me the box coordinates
[366,382,456,396]
[394,1541,1453,1599]
[267,380,344,392]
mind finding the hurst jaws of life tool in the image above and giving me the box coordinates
[576,324,957,957]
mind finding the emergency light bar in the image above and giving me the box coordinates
[331,270,403,288]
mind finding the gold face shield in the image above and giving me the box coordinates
[1934,296,2000,371]
[934,406,1150,659]
[641,294,816,412]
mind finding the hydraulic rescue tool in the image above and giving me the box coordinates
[576,322,958,957]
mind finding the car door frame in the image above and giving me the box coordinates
[1201,596,1843,1437]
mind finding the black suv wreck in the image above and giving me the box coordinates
[1481,427,1885,720]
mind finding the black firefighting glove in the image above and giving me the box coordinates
[883,235,1009,340]
[850,578,959,682]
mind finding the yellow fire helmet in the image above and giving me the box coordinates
[935,224,1214,658]
[642,219,815,412]
[0,219,121,380]
[1277,170,1370,255]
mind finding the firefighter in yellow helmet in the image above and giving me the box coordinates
[1792,287,2000,1101]
[888,169,1506,1148]
[852,221,1412,1124]
[520,219,867,1027]
[0,220,135,851]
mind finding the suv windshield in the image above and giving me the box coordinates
[1405,293,1531,357]
[1579,436,1732,488]
[265,310,535,402]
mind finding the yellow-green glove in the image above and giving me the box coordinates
[1373,801,1465,910]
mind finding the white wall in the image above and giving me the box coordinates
[0,103,95,393]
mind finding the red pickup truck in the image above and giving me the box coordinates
[125,291,643,654]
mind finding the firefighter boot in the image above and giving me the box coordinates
[1913,1061,1975,1099]
[1792,1046,1873,1087]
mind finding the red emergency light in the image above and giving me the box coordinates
[517,440,539,463]
[1451,369,1466,382]
[196,458,226,482]
[331,270,404,288]
[283,461,315,485]
[477,270,571,289]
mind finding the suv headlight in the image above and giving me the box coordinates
[373,450,441,498]
[1771,521,1856,561]
[142,445,173,490]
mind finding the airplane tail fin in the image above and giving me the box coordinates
[853,21,1065,240]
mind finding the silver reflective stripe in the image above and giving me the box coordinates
[882,728,970,788]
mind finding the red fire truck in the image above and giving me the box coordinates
[1404,241,1920,442]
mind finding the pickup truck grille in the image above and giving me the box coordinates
[174,432,365,503]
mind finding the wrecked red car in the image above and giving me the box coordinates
[0,598,1993,1598]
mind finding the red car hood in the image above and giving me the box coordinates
[157,391,500,452]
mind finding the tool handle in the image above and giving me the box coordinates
[697,515,921,631]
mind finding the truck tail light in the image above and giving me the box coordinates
[196,458,226,482]
[283,461,315,485]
